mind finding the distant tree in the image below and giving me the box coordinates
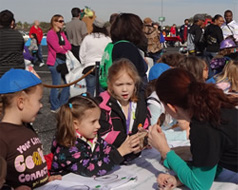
[16,21,22,29]
[40,22,51,33]
[23,22,30,30]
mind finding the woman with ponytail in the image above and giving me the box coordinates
[148,68,238,190]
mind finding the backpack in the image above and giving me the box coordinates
[99,40,128,89]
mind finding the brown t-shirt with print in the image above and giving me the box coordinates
[0,122,48,188]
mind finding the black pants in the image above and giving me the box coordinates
[71,45,80,62]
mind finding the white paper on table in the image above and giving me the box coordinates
[35,168,137,190]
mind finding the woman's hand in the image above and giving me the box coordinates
[148,124,170,159]
[157,173,177,190]
[117,134,140,156]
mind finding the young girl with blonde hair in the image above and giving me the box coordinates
[98,58,151,162]
[50,94,140,177]
[215,60,238,93]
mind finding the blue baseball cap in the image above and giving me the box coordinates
[148,63,170,81]
[0,69,42,94]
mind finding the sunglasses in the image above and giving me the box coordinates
[57,20,64,23]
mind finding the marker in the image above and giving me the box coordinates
[95,185,101,188]
[137,123,142,129]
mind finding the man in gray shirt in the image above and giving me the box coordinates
[66,7,88,61]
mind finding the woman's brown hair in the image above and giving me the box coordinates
[110,13,147,50]
[107,58,141,102]
[56,95,99,147]
[155,68,238,126]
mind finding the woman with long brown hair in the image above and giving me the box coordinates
[148,68,238,189]
[110,13,148,89]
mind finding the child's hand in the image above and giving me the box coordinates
[157,173,177,190]
[48,175,62,182]
[137,126,149,151]
[117,134,140,156]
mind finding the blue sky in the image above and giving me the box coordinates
[1,0,238,26]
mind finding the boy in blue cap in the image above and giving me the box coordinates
[0,69,61,189]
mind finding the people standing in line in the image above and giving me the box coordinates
[0,69,62,189]
[110,13,148,90]
[143,17,163,63]
[0,9,24,77]
[29,20,45,67]
[50,94,140,177]
[187,14,206,56]
[97,58,150,162]
[80,18,112,96]
[204,14,224,58]
[66,7,88,61]
[148,68,238,190]
[46,14,71,112]
[221,10,238,42]
[179,19,190,45]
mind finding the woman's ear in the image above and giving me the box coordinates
[167,103,177,114]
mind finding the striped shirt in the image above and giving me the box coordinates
[0,27,24,76]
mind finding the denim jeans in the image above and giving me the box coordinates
[148,50,163,63]
[37,44,44,63]
[85,74,96,96]
[85,73,104,96]
[48,58,69,110]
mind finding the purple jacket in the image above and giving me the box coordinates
[46,29,71,66]
[23,46,33,61]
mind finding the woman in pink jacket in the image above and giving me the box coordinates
[47,14,71,112]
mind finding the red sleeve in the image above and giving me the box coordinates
[44,153,53,176]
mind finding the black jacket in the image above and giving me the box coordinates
[204,24,224,52]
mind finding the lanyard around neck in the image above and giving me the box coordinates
[126,102,132,134]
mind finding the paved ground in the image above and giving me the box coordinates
[34,46,180,155]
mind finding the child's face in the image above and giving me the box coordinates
[23,85,43,123]
[111,72,135,105]
[75,107,101,139]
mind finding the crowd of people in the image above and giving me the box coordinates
[0,7,238,190]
